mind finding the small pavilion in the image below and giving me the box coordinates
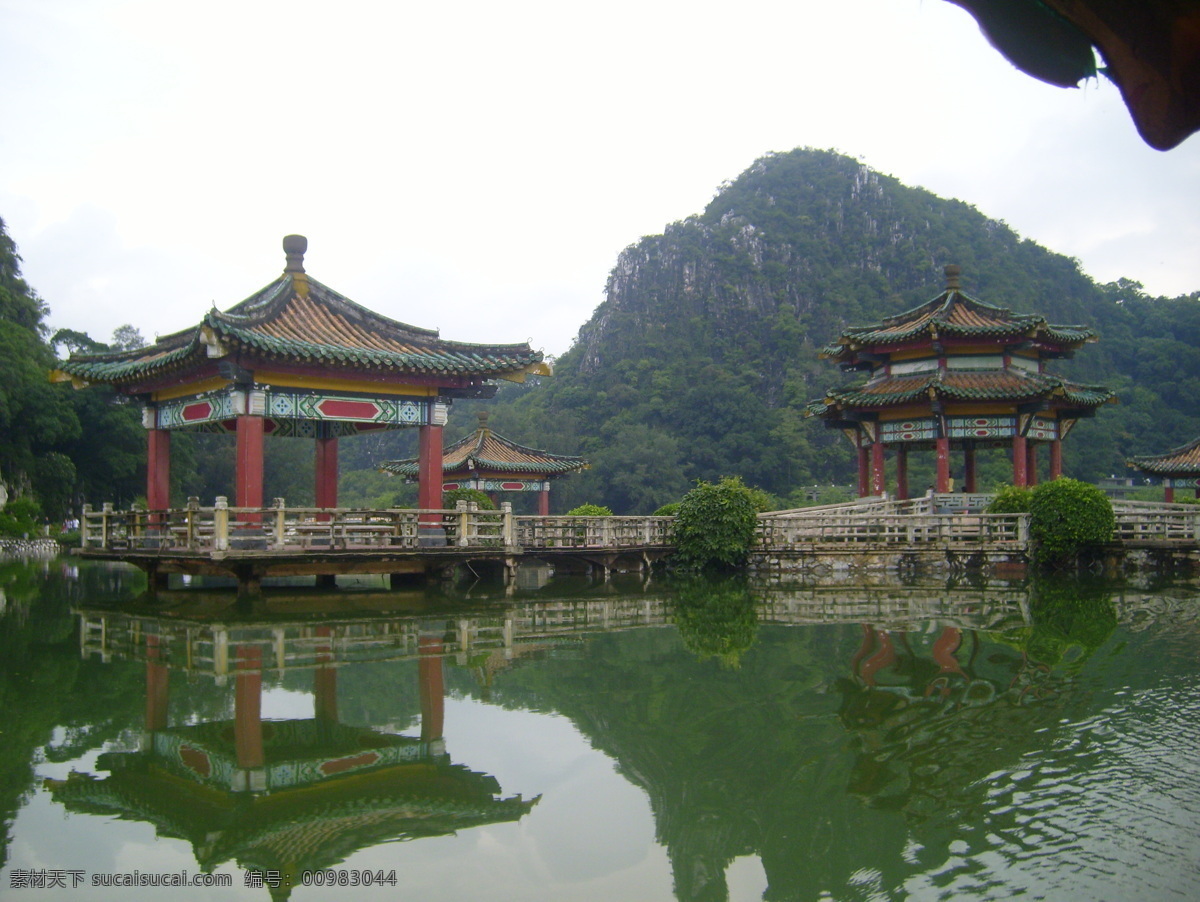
[1128,438,1200,502]
[51,236,549,520]
[379,410,588,515]
[807,265,1116,498]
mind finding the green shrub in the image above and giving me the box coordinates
[566,504,613,516]
[653,502,680,516]
[671,476,760,571]
[0,496,41,538]
[988,484,1033,514]
[443,488,496,510]
[56,529,81,547]
[1028,478,1115,567]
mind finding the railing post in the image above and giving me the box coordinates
[457,500,471,548]
[81,503,92,547]
[273,497,287,549]
[502,502,515,546]
[1017,513,1030,548]
[184,497,198,549]
[101,502,112,549]
[214,496,229,552]
[131,503,143,546]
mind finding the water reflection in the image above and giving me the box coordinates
[2,564,1198,901]
[49,600,539,897]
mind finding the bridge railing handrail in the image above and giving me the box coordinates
[514,515,674,549]
[79,498,519,553]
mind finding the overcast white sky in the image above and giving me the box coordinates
[2,0,1197,359]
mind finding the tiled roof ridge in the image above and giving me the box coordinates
[828,287,1098,354]
[1129,436,1200,471]
[381,425,587,476]
[813,367,1116,411]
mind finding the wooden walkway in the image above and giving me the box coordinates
[77,494,1200,592]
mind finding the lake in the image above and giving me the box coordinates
[2,558,1199,901]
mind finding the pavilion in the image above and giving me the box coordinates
[1128,437,1200,502]
[807,265,1116,498]
[51,236,549,523]
[379,410,588,515]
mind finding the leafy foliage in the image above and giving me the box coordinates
[671,476,760,571]
[444,488,496,510]
[988,484,1033,514]
[0,496,41,537]
[565,503,613,516]
[1028,478,1115,567]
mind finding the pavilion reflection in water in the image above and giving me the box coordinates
[44,599,541,897]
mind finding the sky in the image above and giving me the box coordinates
[2,0,1197,360]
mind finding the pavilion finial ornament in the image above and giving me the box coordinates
[283,234,307,273]
[944,264,961,291]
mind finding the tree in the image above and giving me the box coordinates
[1028,478,1115,568]
[671,476,760,571]
[109,324,146,351]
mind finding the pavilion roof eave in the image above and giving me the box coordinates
[806,369,1117,417]
[821,285,1098,363]
[53,243,548,390]
[1128,435,1200,474]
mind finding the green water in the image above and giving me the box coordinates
[2,559,1198,901]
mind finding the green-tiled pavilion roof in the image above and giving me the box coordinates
[808,368,1116,415]
[381,411,588,478]
[1129,437,1200,475]
[821,266,1097,362]
[52,237,547,388]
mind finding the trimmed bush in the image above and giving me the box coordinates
[443,488,496,510]
[566,504,613,516]
[671,476,760,571]
[988,484,1033,514]
[653,502,680,516]
[0,496,41,538]
[1028,478,1115,567]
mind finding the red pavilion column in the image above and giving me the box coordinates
[964,444,977,493]
[313,625,337,723]
[1049,438,1063,480]
[417,404,445,536]
[895,447,909,500]
[856,436,870,498]
[935,436,951,493]
[1027,444,1039,486]
[236,414,265,512]
[871,441,886,496]
[145,633,169,732]
[538,486,551,516]
[234,644,264,769]
[1012,435,1028,487]
[146,428,171,514]
[1165,482,1176,503]
[418,632,445,743]
[315,433,339,516]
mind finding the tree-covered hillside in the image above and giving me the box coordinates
[471,148,1200,512]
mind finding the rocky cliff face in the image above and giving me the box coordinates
[573,148,1101,396]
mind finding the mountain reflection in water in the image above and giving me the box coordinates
[2,562,1198,901]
